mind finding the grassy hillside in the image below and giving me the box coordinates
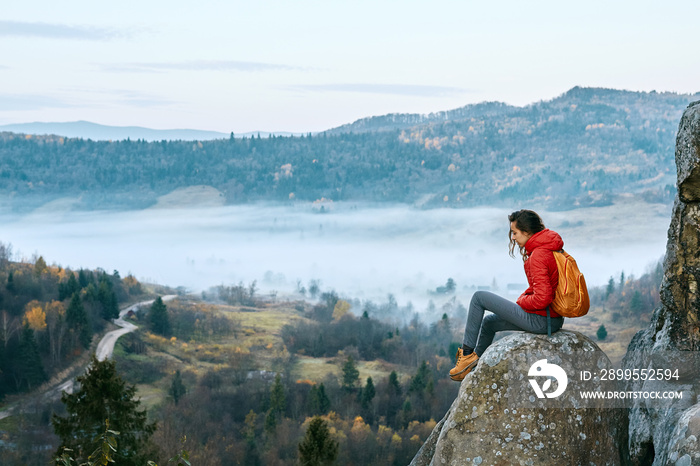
[114,298,416,410]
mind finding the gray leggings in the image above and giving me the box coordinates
[463,291,564,356]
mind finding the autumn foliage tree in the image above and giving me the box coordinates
[23,300,47,331]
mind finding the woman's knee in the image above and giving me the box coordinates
[481,313,501,331]
[471,290,490,306]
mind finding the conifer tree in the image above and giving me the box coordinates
[309,383,332,415]
[6,271,14,292]
[59,273,81,301]
[78,269,92,288]
[149,296,171,336]
[169,370,186,405]
[0,337,5,400]
[309,385,319,413]
[265,373,287,434]
[629,290,644,314]
[269,373,286,416]
[264,409,277,435]
[386,371,403,428]
[388,370,402,396]
[597,324,608,341]
[52,354,157,466]
[242,410,262,466]
[398,399,412,429]
[409,360,432,396]
[605,277,615,299]
[298,416,338,466]
[316,383,331,414]
[16,324,46,390]
[98,279,119,320]
[341,355,359,392]
[66,292,91,348]
[360,376,375,409]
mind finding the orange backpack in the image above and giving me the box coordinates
[549,250,590,318]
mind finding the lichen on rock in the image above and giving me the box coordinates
[410,330,628,466]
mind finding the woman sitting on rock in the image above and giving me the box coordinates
[449,209,565,381]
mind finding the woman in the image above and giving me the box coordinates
[449,209,565,381]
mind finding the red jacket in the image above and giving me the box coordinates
[516,229,563,317]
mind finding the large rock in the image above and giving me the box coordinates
[622,101,700,466]
[667,403,700,465]
[411,330,628,466]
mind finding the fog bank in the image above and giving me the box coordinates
[1,200,669,310]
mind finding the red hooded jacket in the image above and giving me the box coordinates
[515,229,563,317]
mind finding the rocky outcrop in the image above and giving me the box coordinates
[667,403,700,465]
[410,330,628,465]
[622,101,700,466]
[411,100,700,466]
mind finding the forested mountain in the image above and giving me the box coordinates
[325,101,515,134]
[1,87,697,212]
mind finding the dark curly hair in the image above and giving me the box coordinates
[508,209,545,259]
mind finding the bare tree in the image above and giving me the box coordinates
[45,301,67,363]
[0,242,13,269]
[1,310,20,347]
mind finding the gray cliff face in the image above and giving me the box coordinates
[660,99,700,350]
[623,101,700,466]
[410,331,628,466]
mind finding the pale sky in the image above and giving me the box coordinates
[1,0,698,134]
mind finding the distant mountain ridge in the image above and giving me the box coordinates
[4,87,698,141]
[325,101,514,134]
[0,121,301,142]
[326,86,700,134]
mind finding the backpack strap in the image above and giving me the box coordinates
[547,249,563,336]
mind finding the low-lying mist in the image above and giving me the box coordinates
[1,199,670,316]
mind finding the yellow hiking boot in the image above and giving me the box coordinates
[449,348,479,381]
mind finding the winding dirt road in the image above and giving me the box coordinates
[96,295,176,361]
[0,295,177,420]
